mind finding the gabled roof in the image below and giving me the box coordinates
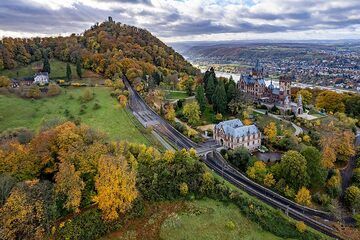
[240,75,266,86]
[215,119,260,138]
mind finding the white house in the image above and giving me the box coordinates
[214,119,261,151]
[33,72,49,85]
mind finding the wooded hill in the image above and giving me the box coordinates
[0,19,197,78]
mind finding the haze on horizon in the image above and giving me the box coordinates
[0,0,359,43]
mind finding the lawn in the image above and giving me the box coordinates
[254,112,295,135]
[160,199,283,240]
[0,87,154,145]
[0,59,99,81]
[103,199,283,240]
[164,90,189,100]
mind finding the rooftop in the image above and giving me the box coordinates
[215,119,260,138]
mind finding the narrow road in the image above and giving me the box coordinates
[253,109,303,136]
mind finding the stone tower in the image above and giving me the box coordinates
[251,60,264,78]
[279,75,291,102]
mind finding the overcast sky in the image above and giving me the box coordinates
[0,0,359,43]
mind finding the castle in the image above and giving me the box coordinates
[237,60,303,116]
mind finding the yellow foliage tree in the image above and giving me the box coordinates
[179,182,189,196]
[243,119,252,126]
[183,101,200,125]
[264,122,277,142]
[295,187,312,206]
[321,145,337,169]
[296,221,307,233]
[165,104,175,122]
[55,161,85,212]
[247,161,267,182]
[163,150,175,162]
[118,94,128,108]
[93,155,138,221]
[263,173,276,187]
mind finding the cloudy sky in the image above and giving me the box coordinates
[0,0,359,42]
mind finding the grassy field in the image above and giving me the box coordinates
[160,199,283,240]
[0,87,154,145]
[164,90,189,100]
[0,59,99,81]
[103,199,283,240]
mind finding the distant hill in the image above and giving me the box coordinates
[0,19,197,78]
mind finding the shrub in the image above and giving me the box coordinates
[225,220,236,230]
[296,221,306,233]
[93,102,101,110]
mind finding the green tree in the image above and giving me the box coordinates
[205,74,215,103]
[183,101,201,125]
[344,186,360,211]
[212,80,227,114]
[66,63,72,82]
[301,146,327,189]
[226,78,236,103]
[227,147,251,171]
[297,89,312,105]
[195,85,206,112]
[76,57,82,78]
[42,53,51,74]
[276,150,309,191]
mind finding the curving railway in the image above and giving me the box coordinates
[123,76,343,239]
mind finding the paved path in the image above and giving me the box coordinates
[253,109,303,136]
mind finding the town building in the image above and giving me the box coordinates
[33,72,49,85]
[214,119,261,151]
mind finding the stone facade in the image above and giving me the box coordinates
[214,119,261,151]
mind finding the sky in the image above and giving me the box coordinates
[0,0,359,43]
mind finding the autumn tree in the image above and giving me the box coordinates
[344,186,360,211]
[118,95,128,108]
[276,150,309,191]
[165,104,175,122]
[66,62,72,81]
[27,85,41,99]
[321,145,337,169]
[93,155,138,221]
[296,89,312,105]
[195,85,206,112]
[263,173,276,187]
[47,83,61,96]
[296,221,307,233]
[54,161,85,212]
[295,187,312,206]
[264,122,277,142]
[247,161,267,183]
[0,180,53,240]
[0,76,11,87]
[316,91,345,113]
[183,101,201,125]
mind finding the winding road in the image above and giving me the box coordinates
[124,76,343,239]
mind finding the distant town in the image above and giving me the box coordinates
[180,42,360,92]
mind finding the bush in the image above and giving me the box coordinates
[93,102,101,110]
[225,220,236,230]
[55,208,119,240]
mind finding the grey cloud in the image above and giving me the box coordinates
[0,0,359,39]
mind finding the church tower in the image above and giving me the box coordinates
[279,75,291,102]
[251,60,264,78]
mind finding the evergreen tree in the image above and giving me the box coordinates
[42,54,50,74]
[76,58,82,78]
[195,85,206,113]
[205,74,215,103]
[66,63,72,82]
[226,77,236,103]
[212,80,227,114]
